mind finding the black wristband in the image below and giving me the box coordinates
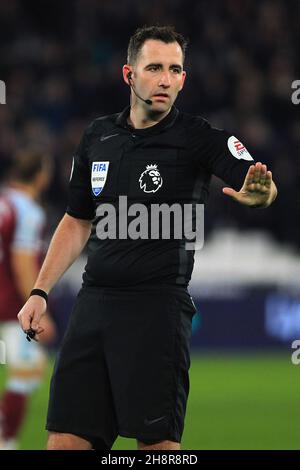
[30,288,48,304]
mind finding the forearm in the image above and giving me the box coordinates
[12,252,40,302]
[34,213,92,293]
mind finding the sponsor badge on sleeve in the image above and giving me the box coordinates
[227,136,253,161]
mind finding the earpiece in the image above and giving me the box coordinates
[127,71,152,105]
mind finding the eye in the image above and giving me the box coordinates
[149,66,159,71]
[171,68,181,74]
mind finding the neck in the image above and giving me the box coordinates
[9,181,39,201]
[128,98,171,129]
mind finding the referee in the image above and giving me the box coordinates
[18,25,277,451]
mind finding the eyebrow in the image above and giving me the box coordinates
[145,63,183,71]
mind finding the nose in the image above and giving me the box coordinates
[158,72,171,87]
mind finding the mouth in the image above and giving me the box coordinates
[153,93,169,100]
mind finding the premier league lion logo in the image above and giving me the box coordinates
[139,164,163,193]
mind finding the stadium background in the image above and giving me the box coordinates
[1,0,300,449]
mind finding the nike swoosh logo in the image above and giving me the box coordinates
[100,133,119,142]
[144,415,166,426]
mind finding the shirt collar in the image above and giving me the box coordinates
[115,105,179,136]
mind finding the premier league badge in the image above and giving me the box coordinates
[139,164,163,193]
[91,161,109,196]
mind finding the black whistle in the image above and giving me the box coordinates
[25,328,36,342]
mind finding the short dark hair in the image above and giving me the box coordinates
[127,25,188,65]
[11,149,52,183]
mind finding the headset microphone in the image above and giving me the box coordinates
[127,72,152,105]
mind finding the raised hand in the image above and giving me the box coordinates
[222,162,277,208]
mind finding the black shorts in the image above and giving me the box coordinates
[46,285,196,449]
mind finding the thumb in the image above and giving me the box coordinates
[222,187,237,198]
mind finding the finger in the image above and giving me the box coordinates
[259,164,267,186]
[222,187,237,198]
[253,162,263,184]
[32,327,45,342]
[18,311,33,332]
[31,313,42,331]
[264,170,272,187]
[243,165,256,187]
[244,162,264,187]
[35,326,45,335]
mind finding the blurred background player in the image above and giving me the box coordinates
[1,0,300,451]
[0,149,56,450]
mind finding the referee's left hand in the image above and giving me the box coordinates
[222,162,277,208]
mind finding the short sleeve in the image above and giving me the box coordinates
[190,119,255,191]
[66,124,95,220]
[10,198,45,252]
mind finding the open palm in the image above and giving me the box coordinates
[223,162,274,208]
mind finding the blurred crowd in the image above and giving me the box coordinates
[0,0,299,249]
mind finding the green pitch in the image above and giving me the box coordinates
[1,352,299,450]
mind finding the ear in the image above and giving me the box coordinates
[122,65,132,85]
[178,70,187,92]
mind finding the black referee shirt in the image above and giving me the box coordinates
[67,105,254,288]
